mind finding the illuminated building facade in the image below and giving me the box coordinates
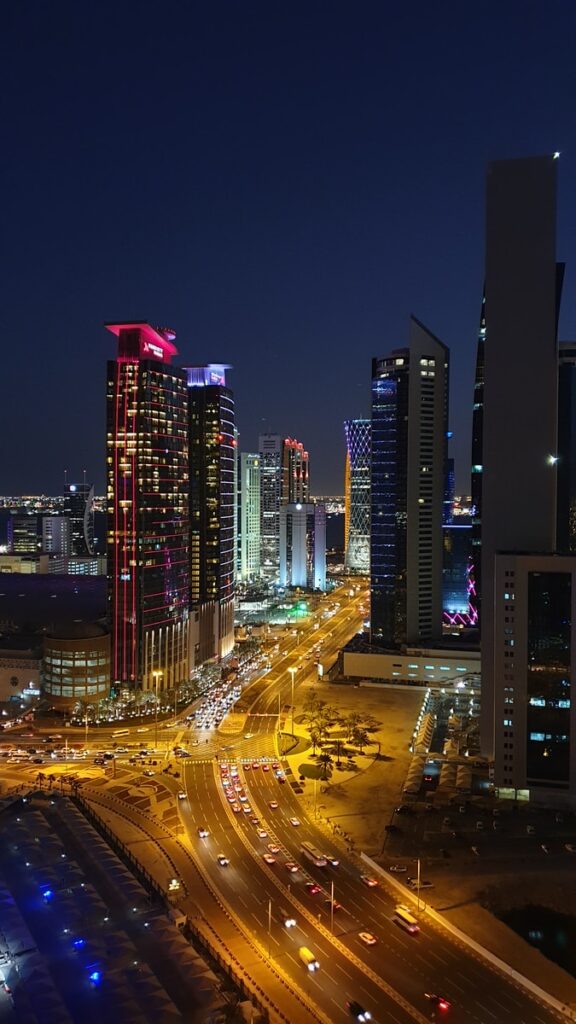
[239,453,261,581]
[493,553,576,806]
[259,433,310,581]
[279,502,326,591]
[470,295,485,627]
[64,480,95,555]
[8,515,38,553]
[370,317,448,648]
[42,516,71,555]
[106,322,189,692]
[186,364,235,664]
[343,419,370,573]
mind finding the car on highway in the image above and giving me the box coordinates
[359,932,377,946]
[289,817,301,827]
[263,853,276,865]
[272,762,280,770]
[257,828,268,838]
[217,854,230,867]
[197,826,209,838]
[305,882,321,895]
[346,1000,372,1021]
[407,877,433,889]
[323,897,342,911]
[425,993,450,1012]
[251,762,260,769]
[323,853,339,867]
[388,864,406,873]
[143,769,155,777]
[231,803,242,813]
[262,764,270,772]
[177,791,186,800]
[360,875,379,888]
[298,946,320,972]
[267,843,280,854]
[526,824,536,834]
[242,805,252,814]
[565,843,576,853]
[269,800,279,810]
[279,908,296,928]
[285,862,299,873]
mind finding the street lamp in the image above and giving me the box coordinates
[153,671,162,750]
[288,666,297,736]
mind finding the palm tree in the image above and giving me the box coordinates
[343,712,363,741]
[309,727,322,755]
[351,727,370,754]
[317,751,334,780]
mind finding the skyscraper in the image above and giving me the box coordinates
[239,453,261,582]
[259,433,310,581]
[370,317,449,648]
[185,364,235,664]
[106,322,189,692]
[470,295,485,626]
[343,419,370,573]
[8,516,38,553]
[279,502,326,591]
[557,342,576,553]
[480,156,563,768]
[42,516,71,555]
[64,480,95,555]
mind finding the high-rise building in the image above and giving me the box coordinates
[259,433,310,581]
[470,295,485,626]
[370,317,449,648]
[106,322,189,692]
[64,481,95,555]
[185,364,235,664]
[480,157,563,764]
[42,516,71,555]
[8,515,38,554]
[279,502,326,590]
[239,453,261,582]
[343,419,370,573]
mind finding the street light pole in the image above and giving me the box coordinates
[153,671,162,750]
[330,880,334,934]
[417,856,421,912]
[288,667,297,736]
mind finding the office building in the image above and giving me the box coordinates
[239,453,261,582]
[470,295,485,625]
[43,623,110,708]
[64,481,95,556]
[279,502,326,590]
[442,520,474,626]
[259,433,310,581]
[343,419,370,573]
[481,157,563,761]
[106,321,189,692]
[370,317,449,648]
[186,364,235,664]
[42,516,71,555]
[8,516,38,554]
[493,553,576,806]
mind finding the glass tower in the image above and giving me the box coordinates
[344,419,371,573]
[106,322,189,692]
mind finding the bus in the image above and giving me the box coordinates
[112,728,130,737]
[394,905,419,934]
[300,841,327,867]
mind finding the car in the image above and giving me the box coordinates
[565,843,576,853]
[289,817,301,827]
[442,816,452,826]
[263,853,276,865]
[555,812,564,824]
[425,993,451,1012]
[143,770,155,777]
[244,733,254,739]
[395,805,415,815]
[267,843,280,854]
[269,800,279,810]
[321,852,339,867]
[493,820,502,831]
[177,791,186,800]
[359,931,378,946]
[217,854,230,867]
[459,804,467,814]
[251,762,260,769]
[242,805,252,814]
[250,816,260,825]
[277,776,286,784]
[492,808,501,817]
[231,803,242,813]
[197,826,209,838]
[238,794,248,802]
[244,764,251,770]
[280,908,297,928]
[32,757,44,764]
[360,875,379,888]
[346,1000,372,1022]
[407,877,434,890]
[475,820,484,831]
[262,764,270,771]
[257,828,268,839]
[285,861,299,873]
[305,882,321,895]
[526,824,536,835]
[272,762,280,770]
[384,824,399,833]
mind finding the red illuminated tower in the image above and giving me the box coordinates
[106,322,190,692]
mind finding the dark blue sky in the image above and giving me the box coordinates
[3,1,576,495]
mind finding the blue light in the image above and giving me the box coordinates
[73,938,85,949]
[89,970,101,985]
[42,889,53,901]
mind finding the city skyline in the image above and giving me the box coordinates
[3,4,576,495]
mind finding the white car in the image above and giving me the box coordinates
[289,817,301,827]
[177,791,186,800]
[197,826,209,838]
[257,829,268,839]
[217,854,229,867]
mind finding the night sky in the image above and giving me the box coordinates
[3,2,576,496]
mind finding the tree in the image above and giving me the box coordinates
[342,712,363,741]
[351,727,370,754]
[309,728,322,756]
[9,676,19,688]
[317,751,334,780]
